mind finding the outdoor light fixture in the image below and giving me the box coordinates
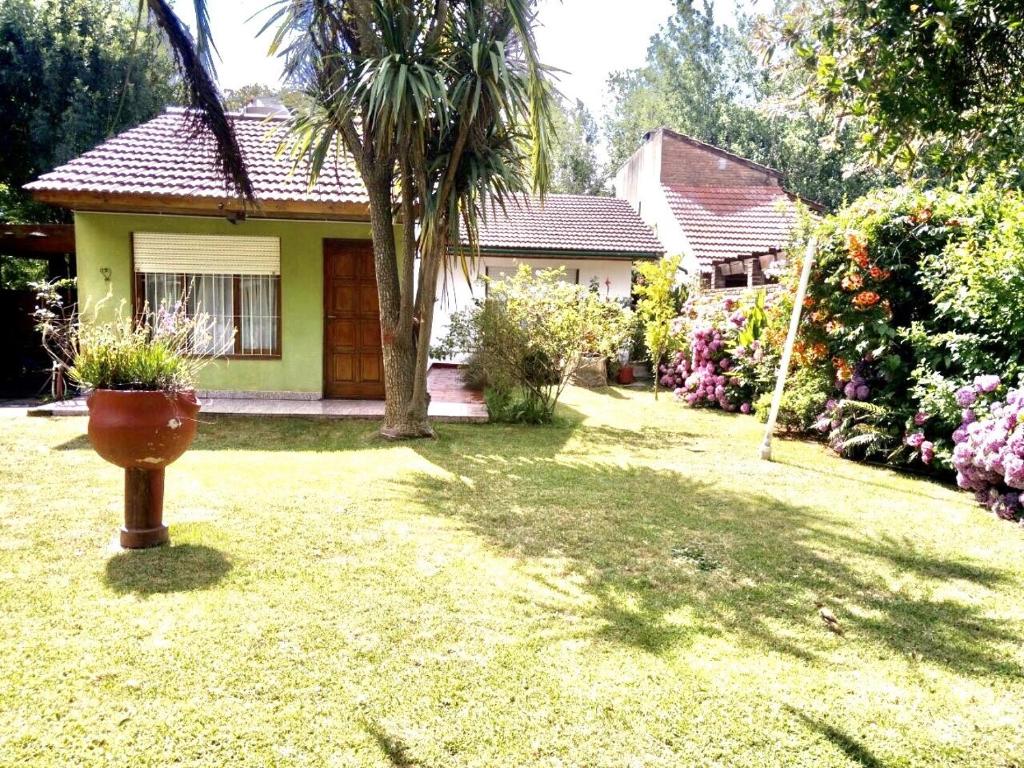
[100,267,112,283]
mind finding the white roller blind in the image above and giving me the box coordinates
[133,232,280,275]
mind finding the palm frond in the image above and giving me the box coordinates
[146,0,254,201]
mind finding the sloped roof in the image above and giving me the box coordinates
[662,185,803,270]
[26,108,367,214]
[465,194,663,258]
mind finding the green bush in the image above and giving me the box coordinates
[785,182,1024,472]
[434,266,632,423]
[755,366,832,432]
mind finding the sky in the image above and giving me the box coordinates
[171,0,679,119]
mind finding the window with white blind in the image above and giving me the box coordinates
[132,233,281,358]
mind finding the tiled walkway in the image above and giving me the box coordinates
[23,366,487,423]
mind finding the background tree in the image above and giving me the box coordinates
[269,0,553,438]
[772,0,1024,185]
[548,97,607,195]
[604,0,881,208]
[223,83,307,112]
[0,0,178,222]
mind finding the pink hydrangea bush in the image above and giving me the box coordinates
[659,296,761,413]
[951,378,1024,522]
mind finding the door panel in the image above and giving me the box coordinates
[324,240,385,399]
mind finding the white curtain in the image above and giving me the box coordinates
[240,275,278,355]
[186,275,235,355]
[143,273,184,312]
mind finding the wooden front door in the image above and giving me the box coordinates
[324,240,385,399]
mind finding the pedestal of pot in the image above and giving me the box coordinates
[120,467,170,548]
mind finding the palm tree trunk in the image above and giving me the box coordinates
[364,176,420,439]
[407,242,443,431]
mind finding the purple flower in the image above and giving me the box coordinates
[844,382,857,399]
[906,432,925,449]
[920,441,934,464]
[855,384,870,401]
[962,408,977,424]
[740,402,751,415]
[955,386,979,407]
[974,374,1001,394]
[914,411,929,426]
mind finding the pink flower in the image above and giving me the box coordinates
[914,411,929,426]
[956,386,979,407]
[974,374,1001,394]
[740,402,752,414]
[920,441,934,464]
[906,432,925,449]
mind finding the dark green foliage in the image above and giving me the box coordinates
[755,365,831,433]
[0,0,178,222]
[791,183,1024,470]
[787,0,1024,184]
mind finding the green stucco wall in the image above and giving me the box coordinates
[74,211,383,395]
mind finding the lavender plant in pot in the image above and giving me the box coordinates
[36,285,227,548]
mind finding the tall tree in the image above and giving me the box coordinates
[266,0,553,438]
[604,0,880,208]
[772,0,1024,184]
[549,97,607,195]
[0,0,178,222]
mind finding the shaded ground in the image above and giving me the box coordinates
[1,387,1022,767]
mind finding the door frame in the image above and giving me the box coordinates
[322,238,384,399]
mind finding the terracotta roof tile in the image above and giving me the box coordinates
[25,109,366,206]
[663,185,802,270]
[465,194,664,257]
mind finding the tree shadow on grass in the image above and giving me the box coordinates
[104,544,231,596]
[400,430,1022,680]
[788,707,889,768]
[361,719,431,768]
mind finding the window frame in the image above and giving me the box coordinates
[130,241,283,361]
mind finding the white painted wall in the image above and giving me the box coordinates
[429,253,637,360]
[612,134,698,282]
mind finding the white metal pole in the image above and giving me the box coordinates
[759,237,817,461]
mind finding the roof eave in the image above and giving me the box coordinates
[458,245,663,261]
[27,188,372,222]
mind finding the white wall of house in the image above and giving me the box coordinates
[613,133,699,281]
[429,253,637,360]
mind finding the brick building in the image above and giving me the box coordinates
[614,127,817,288]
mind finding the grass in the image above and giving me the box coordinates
[1,386,1023,767]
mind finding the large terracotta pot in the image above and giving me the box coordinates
[87,390,201,548]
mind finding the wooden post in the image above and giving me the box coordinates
[121,468,169,548]
[760,238,817,461]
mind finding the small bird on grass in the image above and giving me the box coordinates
[815,601,845,636]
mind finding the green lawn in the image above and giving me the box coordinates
[1,387,1023,767]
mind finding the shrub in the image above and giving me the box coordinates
[754,365,832,432]
[662,290,774,414]
[634,255,685,398]
[951,379,1024,522]
[434,266,632,423]
[785,183,1024,493]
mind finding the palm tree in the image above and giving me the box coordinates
[143,0,553,438]
[267,0,554,437]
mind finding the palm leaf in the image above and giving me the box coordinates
[145,0,253,201]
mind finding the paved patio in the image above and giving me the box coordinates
[22,366,487,423]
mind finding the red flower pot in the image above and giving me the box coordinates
[617,364,635,385]
[87,390,201,548]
